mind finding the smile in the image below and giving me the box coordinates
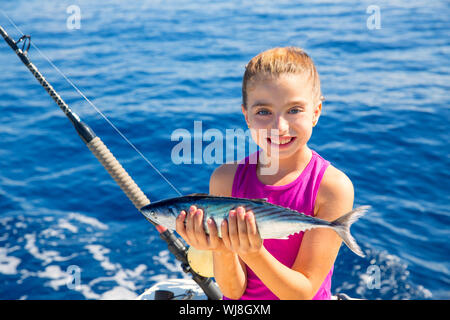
[267,137,296,148]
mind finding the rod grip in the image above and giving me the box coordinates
[87,137,150,210]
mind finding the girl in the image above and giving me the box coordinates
[176,47,354,300]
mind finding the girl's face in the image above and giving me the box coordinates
[242,73,321,160]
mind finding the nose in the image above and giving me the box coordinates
[273,114,289,135]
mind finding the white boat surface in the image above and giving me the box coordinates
[137,278,359,300]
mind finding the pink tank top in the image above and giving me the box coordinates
[224,149,332,300]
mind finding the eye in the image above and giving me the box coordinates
[288,107,303,114]
[256,109,271,116]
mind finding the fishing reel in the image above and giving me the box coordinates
[1,23,222,301]
[187,246,214,278]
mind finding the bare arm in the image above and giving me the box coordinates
[236,166,355,299]
[175,163,247,299]
[209,163,247,299]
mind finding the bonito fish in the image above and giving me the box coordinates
[140,194,369,257]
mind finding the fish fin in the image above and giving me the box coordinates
[186,193,209,196]
[331,205,370,258]
[250,198,268,203]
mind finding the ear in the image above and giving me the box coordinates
[242,104,250,128]
[313,102,322,126]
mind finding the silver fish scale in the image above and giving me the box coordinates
[139,195,368,256]
[142,195,331,239]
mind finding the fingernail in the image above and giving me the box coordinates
[207,218,213,225]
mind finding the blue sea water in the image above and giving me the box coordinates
[0,0,448,300]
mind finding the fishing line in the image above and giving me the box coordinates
[1,10,182,197]
[0,12,222,300]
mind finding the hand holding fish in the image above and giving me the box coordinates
[142,194,368,258]
[176,205,227,252]
[221,206,263,257]
[175,204,263,256]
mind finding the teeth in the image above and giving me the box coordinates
[270,137,293,145]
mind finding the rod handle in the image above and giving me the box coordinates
[87,137,150,209]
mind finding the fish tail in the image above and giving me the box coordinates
[331,206,370,258]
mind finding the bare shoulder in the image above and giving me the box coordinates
[209,162,240,196]
[314,165,354,219]
[320,165,354,196]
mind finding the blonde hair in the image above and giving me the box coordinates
[242,47,324,108]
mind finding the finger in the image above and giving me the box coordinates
[176,210,191,244]
[207,218,220,248]
[236,207,250,248]
[228,209,239,250]
[193,209,208,246]
[245,210,261,247]
[185,206,197,240]
[221,219,232,250]
[176,210,186,232]
[189,205,197,216]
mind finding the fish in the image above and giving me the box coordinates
[140,193,369,257]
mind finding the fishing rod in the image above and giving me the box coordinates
[0,24,222,300]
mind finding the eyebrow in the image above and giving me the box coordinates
[250,99,308,109]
